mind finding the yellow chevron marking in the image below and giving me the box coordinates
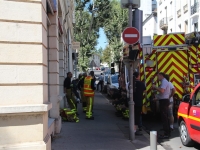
[169,41,176,45]
[189,46,197,62]
[157,53,188,74]
[157,52,171,69]
[154,35,165,46]
[156,52,188,99]
[162,34,172,45]
[141,66,144,71]
[147,93,151,98]
[172,35,182,45]
[173,58,188,73]
[146,83,151,91]
[154,34,185,46]
[177,34,185,42]
[157,66,183,95]
[174,51,188,60]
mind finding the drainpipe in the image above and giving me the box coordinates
[67,29,70,72]
[62,11,69,73]
[47,20,51,103]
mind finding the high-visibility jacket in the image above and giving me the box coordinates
[84,76,94,97]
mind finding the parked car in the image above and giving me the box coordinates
[107,75,119,98]
[102,74,108,93]
[178,83,200,147]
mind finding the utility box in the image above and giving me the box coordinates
[120,0,140,8]
[143,36,152,45]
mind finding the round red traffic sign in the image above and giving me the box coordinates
[122,27,140,45]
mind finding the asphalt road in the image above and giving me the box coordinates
[102,92,200,150]
[141,115,200,150]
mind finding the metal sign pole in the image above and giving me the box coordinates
[128,0,135,141]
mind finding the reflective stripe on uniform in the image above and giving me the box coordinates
[84,76,94,97]
[86,97,93,118]
[70,99,77,112]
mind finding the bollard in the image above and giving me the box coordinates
[150,131,157,150]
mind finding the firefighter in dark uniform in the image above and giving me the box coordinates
[83,71,96,120]
[78,73,87,112]
[64,72,77,113]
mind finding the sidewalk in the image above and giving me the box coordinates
[52,92,165,150]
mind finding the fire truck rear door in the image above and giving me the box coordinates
[156,50,189,99]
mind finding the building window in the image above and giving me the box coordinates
[194,22,198,32]
[169,2,173,20]
[179,24,181,32]
[185,21,188,33]
[191,0,199,15]
[165,7,167,18]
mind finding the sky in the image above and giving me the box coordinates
[96,28,107,50]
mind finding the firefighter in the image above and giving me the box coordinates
[83,71,96,120]
[152,72,171,139]
[64,72,77,114]
[78,73,87,112]
[133,72,146,135]
[90,71,96,111]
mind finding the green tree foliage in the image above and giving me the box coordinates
[74,0,111,71]
[102,46,112,66]
[103,0,128,63]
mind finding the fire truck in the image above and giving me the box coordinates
[120,32,200,116]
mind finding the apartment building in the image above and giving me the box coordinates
[140,0,157,21]
[0,0,76,149]
[143,11,157,39]
[158,0,199,35]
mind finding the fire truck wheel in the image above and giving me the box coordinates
[179,121,194,146]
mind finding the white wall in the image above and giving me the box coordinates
[139,0,152,21]
[157,0,199,35]
[143,14,157,39]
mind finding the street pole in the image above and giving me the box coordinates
[128,0,135,141]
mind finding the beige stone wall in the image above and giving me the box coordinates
[0,0,51,149]
[0,0,76,148]
[48,10,62,133]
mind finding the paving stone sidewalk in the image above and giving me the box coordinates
[52,92,165,150]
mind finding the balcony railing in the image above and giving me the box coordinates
[183,4,188,13]
[160,17,168,30]
[191,2,199,15]
[177,9,181,17]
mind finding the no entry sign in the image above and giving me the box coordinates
[122,27,140,45]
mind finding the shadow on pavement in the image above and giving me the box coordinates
[142,113,200,150]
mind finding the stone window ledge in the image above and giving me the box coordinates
[0,141,47,150]
[0,103,52,114]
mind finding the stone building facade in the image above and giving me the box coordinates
[0,0,75,149]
